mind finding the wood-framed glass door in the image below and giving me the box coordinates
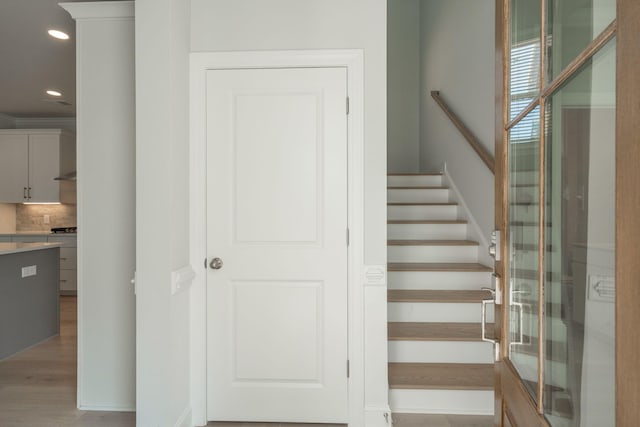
[493,0,640,425]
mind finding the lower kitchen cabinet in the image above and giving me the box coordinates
[47,235,77,295]
[5,234,77,294]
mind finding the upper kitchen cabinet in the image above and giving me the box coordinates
[0,129,76,204]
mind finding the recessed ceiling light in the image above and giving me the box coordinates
[48,29,69,40]
[46,90,62,97]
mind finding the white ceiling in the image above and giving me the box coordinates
[0,0,121,118]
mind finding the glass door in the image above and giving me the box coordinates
[496,0,617,425]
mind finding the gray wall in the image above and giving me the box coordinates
[388,0,421,172]
[419,0,495,239]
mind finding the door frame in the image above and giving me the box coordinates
[189,50,365,427]
[494,0,640,425]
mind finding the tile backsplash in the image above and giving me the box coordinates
[16,204,77,232]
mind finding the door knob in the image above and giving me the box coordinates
[209,257,223,270]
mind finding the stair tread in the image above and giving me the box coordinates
[388,239,479,246]
[388,219,468,224]
[388,262,492,272]
[391,413,493,427]
[388,289,492,303]
[388,322,494,341]
[388,202,457,206]
[388,362,494,390]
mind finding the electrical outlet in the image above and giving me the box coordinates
[44,215,50,224]
[21,265,37,278]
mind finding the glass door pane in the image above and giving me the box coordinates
[507,105,541,401]
[510,0,541,122]
[546,0,616,81]
[543,38,616,426]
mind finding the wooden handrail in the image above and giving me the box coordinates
[430,90,495,174]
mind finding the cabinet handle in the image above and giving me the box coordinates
[28,187,32,199]
[60,280,67,283]
[23,187,27,199]
[60,257,67,261]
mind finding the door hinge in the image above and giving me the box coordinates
[347,360,350,378]
[346,97,350,115]
[346,228,350,246]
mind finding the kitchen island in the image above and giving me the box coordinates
[0,242,61,360]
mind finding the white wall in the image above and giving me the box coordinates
[0,204,16,233]
[190,0,389,424]
[135,0,192,425]
[388,0,421,173]
[62,1,136,411]
[419,0,495,239]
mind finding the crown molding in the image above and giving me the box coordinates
[60,1,134,20]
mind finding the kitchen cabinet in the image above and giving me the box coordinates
[0,129,76,204]
[47,235,77,294]
[6,233,77,295]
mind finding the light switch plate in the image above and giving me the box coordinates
[21,265,37,278]
[363,265,386,286]
[588,274,615,302]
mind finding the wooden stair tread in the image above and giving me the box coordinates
[388,262,492,272]
[388,322,494,341]
[388,202,457,206]
[388,219,467,224]
[388,239,478,246]
[391,413,493,427]
[388,362,494,390]
[388,289,492,303]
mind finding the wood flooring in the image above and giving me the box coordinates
[0,296,135,427]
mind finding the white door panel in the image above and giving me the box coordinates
[206,67,348,422]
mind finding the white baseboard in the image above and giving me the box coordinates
[441,164,491,266]
[174,406,192,427]
[364,405,393,427]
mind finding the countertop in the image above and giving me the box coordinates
[0,232,77,237]
[0,242,63,256]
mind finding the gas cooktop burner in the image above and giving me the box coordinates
[51,227,77,234]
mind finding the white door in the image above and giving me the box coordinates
[206,67,349,423]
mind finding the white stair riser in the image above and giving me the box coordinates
[387,223,468,240]
[510,205,539,222]
[511,188,538,204]
[510,224,554,243]
[509,312,566,339]
[388,245,479,263]
[390,389,494,415]
[388,302,494,323]
[387,188,450,203]
[389,341,494,364]
[388,271,492,290]
[388,205,458,220]
[510,171,538,183]
[388,175,443,187]
[511,353,567,388]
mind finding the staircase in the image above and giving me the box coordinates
[387,173,495,424]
